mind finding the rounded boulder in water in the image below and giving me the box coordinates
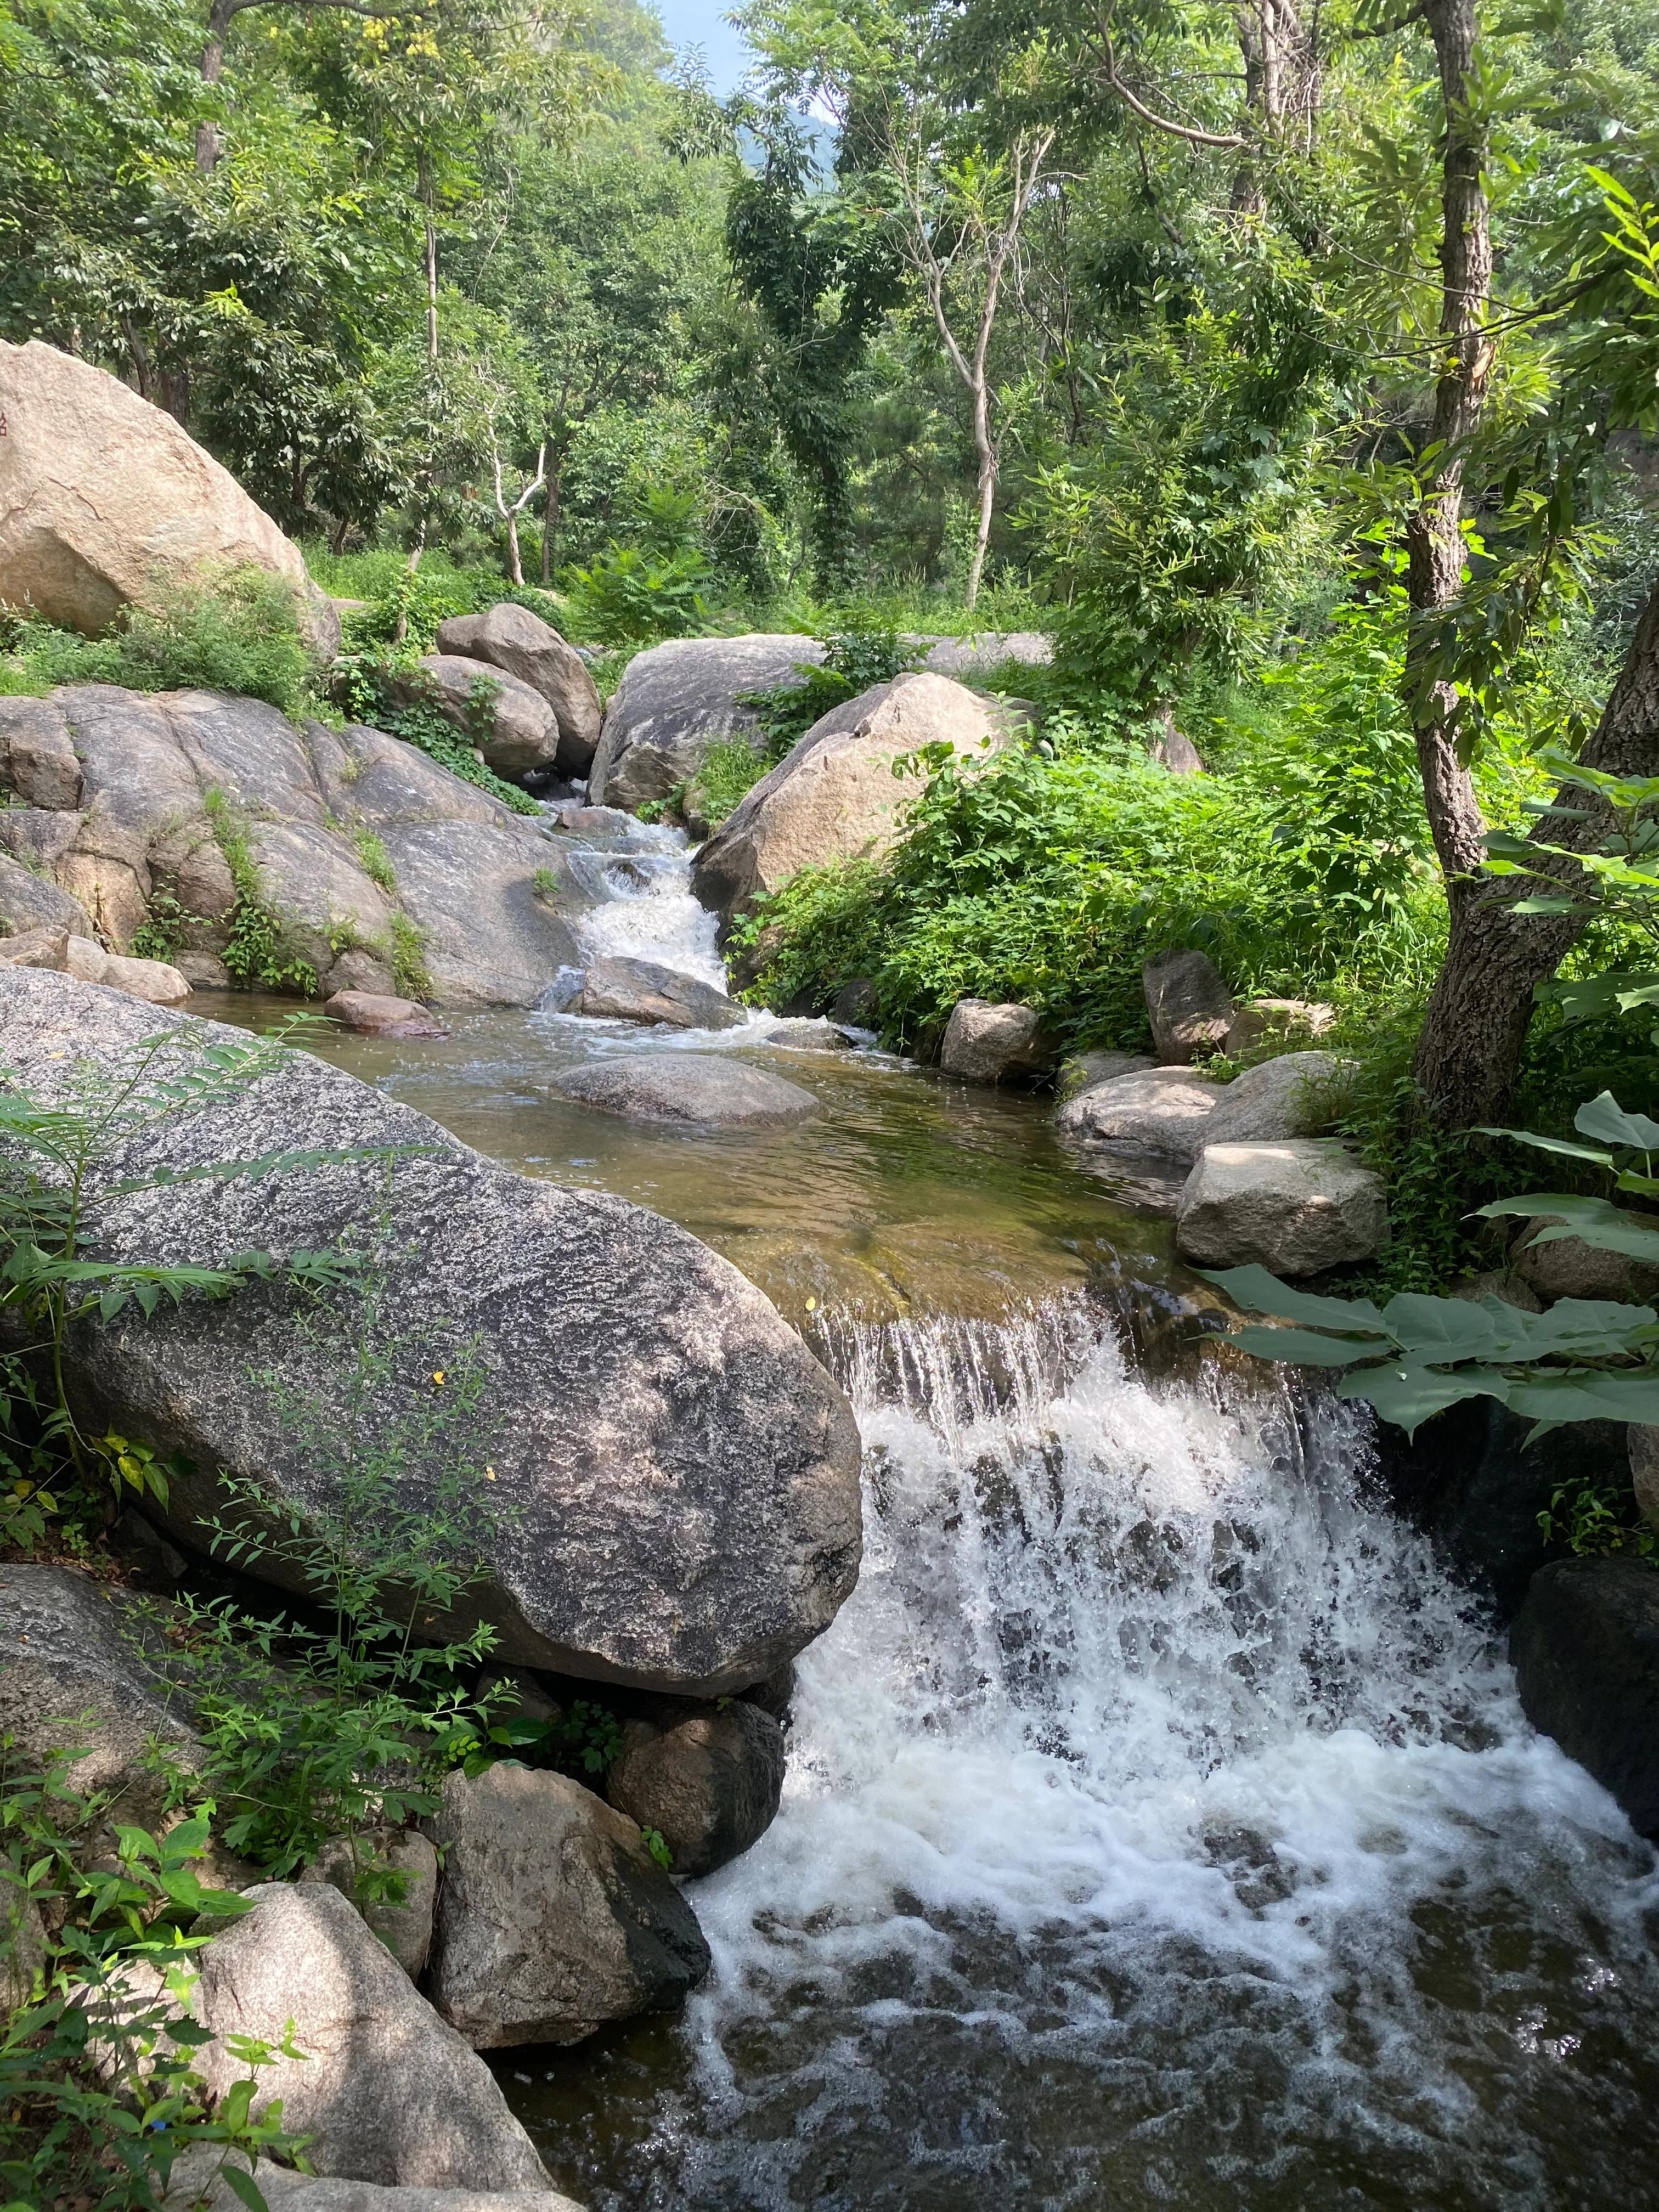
[554,1051,820,1127]
[606,1699,787,1877]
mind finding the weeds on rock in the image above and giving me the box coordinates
[202,793,319,995]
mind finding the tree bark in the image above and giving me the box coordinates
[195,0,233,173]
[1409,576,1659,1125]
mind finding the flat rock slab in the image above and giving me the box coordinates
[1175,1139,1389,1276]
[1511,1556,1659,1837]
[178,1882,551,2188]
[590,635,826,811]
[0,970,861,1696]
[555,1052,820,1128]
[1055,1065,1222,1163]
[424,1764,711,2047]
[579,953,746,1031]
[163,2147,583,2212]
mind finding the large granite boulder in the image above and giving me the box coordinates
[579,953,746,1031]
[424,1764,710,2047]
[65,934,191,1004]
[0,1564,199,1831]
[589,634,826,810]
[1054,1065,1222,1163]
[1511,1556,1659,1837]
[918,632,1052,678]
[0,971,861,1696]
[168,1882,552,2187]
[1175,1139,1389,1275]
[0,689,585,1007]
[436,605,602,775]
[554,1052,820,1129]
[390,656,559,778]
[939,999,1049,1084]
[1200,1051,1351,1147]
[606,1699,785,1877]
[691,673,1012,928]
[1142,949,1235,1065]
[0,338,336,656]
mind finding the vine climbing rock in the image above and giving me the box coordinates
[690,673,1017,931]
[0,338,338,656]
[0,687,585,1006]
[436,604,602,774]
[589,633,828,810]
[0,969,864,1696]
[389,654,560,777]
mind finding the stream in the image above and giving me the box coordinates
[218,811,1659,2212]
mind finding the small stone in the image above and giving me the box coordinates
[606,1700,786,1877]
[301,1827,438,1979]
[763,1017,851,1050]
[1175,1139,1389,1276]
[325,990,446,1039]
[1056,1065,1222,1163]
[1142,949,1235,1064]
[423,1763,712,2048]
[939,1000,1049,1084]
[579,953,746,1031]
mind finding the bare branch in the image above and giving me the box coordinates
[1083,2,1248,150]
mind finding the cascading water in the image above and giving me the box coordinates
[563,821,729,990]
[513,1300,1659,2211]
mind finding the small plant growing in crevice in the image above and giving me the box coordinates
[352,828,397,895]
[388,914,432,1001]
[204,791,318,995]
[1538,1481,1655,1559]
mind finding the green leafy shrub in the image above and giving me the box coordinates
[561,544,712,646]
[204,791,319,994]
[0,571,319,718]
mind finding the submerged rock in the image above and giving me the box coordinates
[1142,949,1234,1065]
[325,990,445,1039]
[436,605,601,775]
[1055,1065,1222,1163]
[555,1051,821,1129]
[1175,1139,1388,1276]
[0,970,863,1697]
[579,953,746,1031]
[176,1882,552,2187]
[691,673,1012,929]
[1511,1556,1659,1838]
[606,1699,786,1877]
[424,1764,711,2047]
[939,999,1050,1084]
[590,634,826,811]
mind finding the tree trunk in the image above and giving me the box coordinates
[964,374,996,613]
[1401,0,1497,1121]
[1409,576,1659,1125]
[541,453,563,585]
[195,0,233,172]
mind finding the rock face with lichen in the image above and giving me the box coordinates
[0,967,863,1696]
[0,686,588,1006]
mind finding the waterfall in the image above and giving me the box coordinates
[619,1303,1659,2210]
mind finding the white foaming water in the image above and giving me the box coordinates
[567,827,730,991]
[639,1304,1659,2210]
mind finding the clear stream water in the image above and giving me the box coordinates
[220,816,1659,2212]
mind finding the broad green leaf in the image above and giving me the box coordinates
[1494,1297,1658,1358]
[1197,1266,1387,1334]
[1474,1127,1616,1169]
[1504,1370,1659,1423]
[217,2165,272,2212]
[1226,1325,1393,1368]
[1574,1091,1659,1152]
[1475,1193,1659,1261]
[1331,1363,1508,1436]
[1377,1293,1499,1357]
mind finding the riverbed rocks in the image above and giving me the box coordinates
[0,687,585,1006]
[691,673,1013,929]
[325,990,447,1039]
[0,969,863,1697]
[0,922,69,969]
[423,1764,711,2047]
[1054,1048,1154,1101]
[1199,1051,1351,1147]
[589,634,827,810]
[579,953,747,1031]
[1511,1556,1659,1838]
[1056,1065,1222,1163]
[162,2147,584,2212]
[606,1700,786,1877]
[0,1564,199,1831]
[1142,950,1235,1064]
[391,655,560,778]
[939,999,1050,1084]
[0,339,337,656]
[1175,1140,1389,1275]
[436,605,602,774]
[182,1882,553,2187]
[554,1051,820,1130]
[65,934,191,1003]
[302,1829,440,1979]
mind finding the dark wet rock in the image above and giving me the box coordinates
[107,1508,188,1592]
[1142,949,1235,1065]
[579,954,746,1031]
[590,634,826,811]
[436,605,601,775]
[0,970,863,1697]
[606,1699,786,1877]
[554,1051,821,1130]
[1511,1556,1659,1836]
[424,1763,711,2047]
[830,977,878,1027]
